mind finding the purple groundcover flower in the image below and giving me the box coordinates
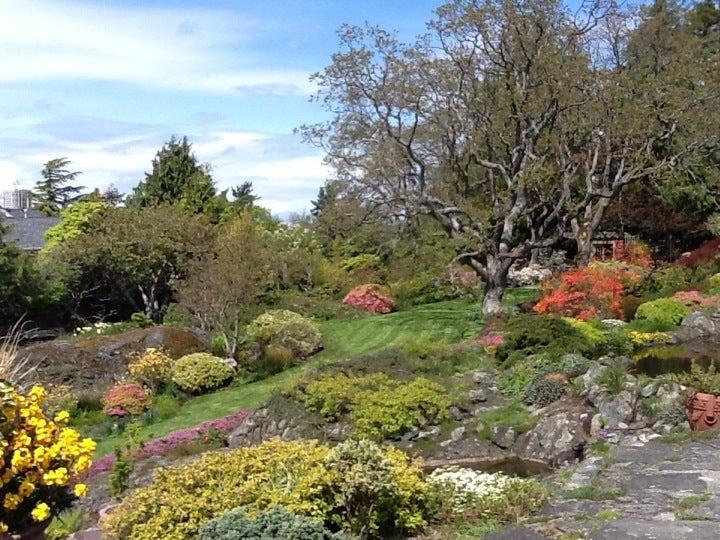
[84,408,254,478]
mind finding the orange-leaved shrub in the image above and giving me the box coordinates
[534,264,643,321]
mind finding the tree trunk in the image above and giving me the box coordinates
[481,256,511,315]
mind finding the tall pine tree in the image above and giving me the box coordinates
[34,158,84,216]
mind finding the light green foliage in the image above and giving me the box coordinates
[289,371,450,440]
[341,253,381,273]
[326,439,429,536]
[557,353,593,377]
[171,353,235,394]
[103,438,429,540]
[635,298,691,326]
[352,377,451,440]
[522,375,566,407]
[561,318,606,348]
[247,309,324,359]
[199,507,348,540]
[42,200,108,254]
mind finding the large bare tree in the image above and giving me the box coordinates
[303,0,720,314]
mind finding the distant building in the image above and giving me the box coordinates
[0,208,59,252]
[2,189,33,210]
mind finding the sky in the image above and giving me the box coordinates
[0,0,441,215]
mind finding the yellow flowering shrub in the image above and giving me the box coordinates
[0,382,95,535]
[103,438,431,540]
[629,331,671,345]
[128,348,174,391]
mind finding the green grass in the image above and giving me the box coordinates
[94,293,535,457]
[476,401,537,440]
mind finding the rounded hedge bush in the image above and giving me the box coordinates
[246,310,323,359]
[198,507,348,540]
[634,297,691,327]
[102,382,151,417]
[170,353,235,394]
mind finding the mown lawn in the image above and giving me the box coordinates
[94,289,536,457]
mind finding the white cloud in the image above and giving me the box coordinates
[0,0,314,95]
[0,131,328,214]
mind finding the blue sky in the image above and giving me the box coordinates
[0,0,440,214]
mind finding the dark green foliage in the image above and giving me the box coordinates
[557,353,593,377]
[523,375,566,407]
[0,229,46,322]
[496,315,593,362]
[108,451,132,498]
[34,157,84,216]
[198,507,348,540]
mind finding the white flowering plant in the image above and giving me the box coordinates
[427,467,548,524]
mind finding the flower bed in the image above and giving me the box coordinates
[85,408,254,477]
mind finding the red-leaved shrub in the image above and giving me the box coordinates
[102,382,151,417]
[678,238,720,268]
[534,265,639,321]
[343,284,396,314]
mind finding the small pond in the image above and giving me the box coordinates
[422,456,552,477]
[632,341,720,378]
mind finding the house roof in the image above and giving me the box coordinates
[1,208,59,251]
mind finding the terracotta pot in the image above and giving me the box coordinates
[688,391,720,430]
[0,520,48,540]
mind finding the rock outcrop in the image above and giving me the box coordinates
[513,397,593,467]
[19,326,210,392]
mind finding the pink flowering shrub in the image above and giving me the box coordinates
[343,284,396,314]
[102,382,151,417]
[85,408,254,477]
[673,290,720,310]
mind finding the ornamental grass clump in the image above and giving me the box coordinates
[101,382,151,417]
[0,383,95,535]
[171,353,235,394]
[428,467,548,524]
[102,438,430,540]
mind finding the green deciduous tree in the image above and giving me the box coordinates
[50,206,215,322]
[175,214,274,356]
[41,201,109,255]
[303,0,720,313]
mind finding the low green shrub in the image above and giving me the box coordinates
[522,375,566,407]
[352,377,451,440]
[150,393,181,420]
[288,372,450,440]
[198,507,348,540]
[496,315,594,362]
[635,298,691,327]
[247,309,323,359]
[103,438,430,540]
[263,344,295,374]
[664,362,720,395]
[171,353,235,394]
